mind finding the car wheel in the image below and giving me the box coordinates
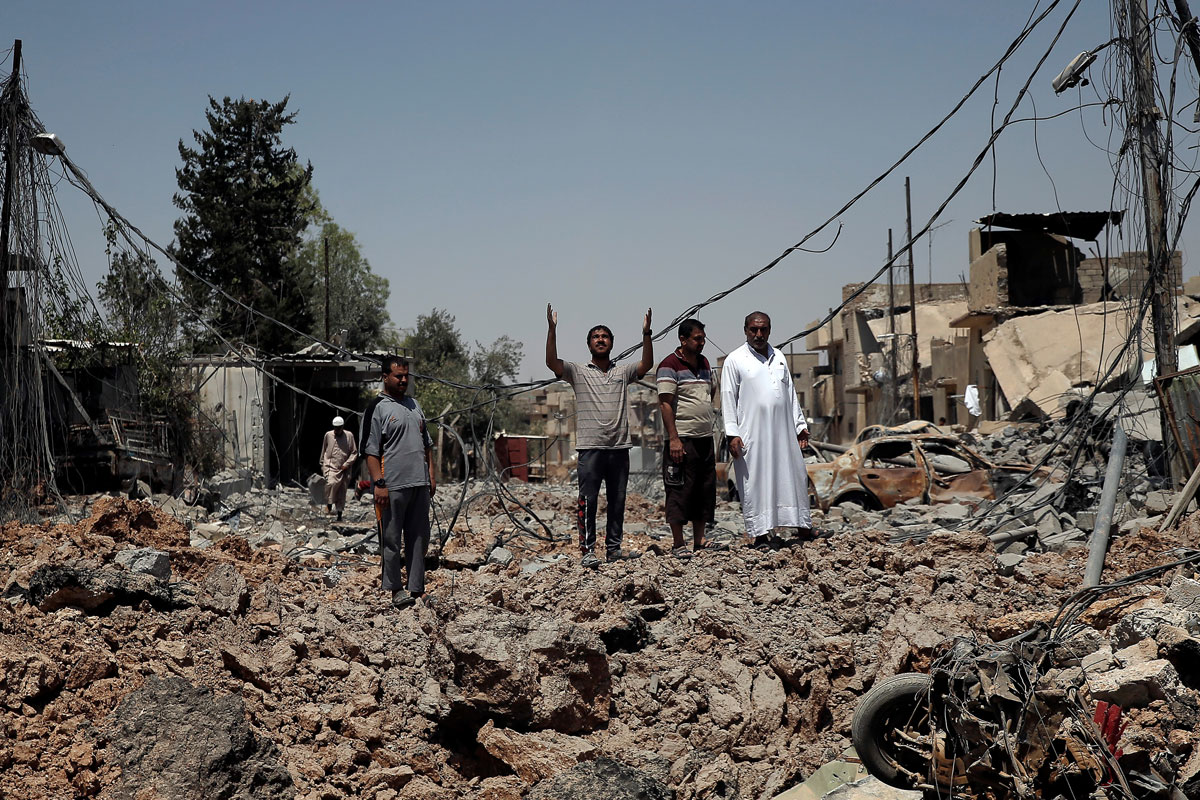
[851,673,937,789]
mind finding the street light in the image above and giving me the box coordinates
[30,132,65,156]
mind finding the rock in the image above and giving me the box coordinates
[1075,510,1097,530]
[438,608,611,733]
[198,564,249,615]
[101,676,293,800]
[526,757,670,800]
[1118,516,1157,535]
[312,657,351,677]
[1040,529,1087,553]
[1143,490,1174,516]
[1087,658,1184,709]
[362,765,416,790]
[521,555,571,575]
[27,564,173,612]
[441,550,487,570]
[1167,575,1200,612]
[221,646,271,691]
[996,552,1024,576]
[1112,604,1199,648]
[1034,509,1062,537]
[476,720,596,783]
[933,503,970,523]
[115,547,171,581]
[488,547,515,566]
[0,651,64,708]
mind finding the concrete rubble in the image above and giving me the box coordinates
[1,415,1198,799]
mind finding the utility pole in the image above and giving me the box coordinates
[905,177,920,420]
[887,229,899,424]
[0,40,21,343]
[1126,0,1179,480]
[323,236,330,342]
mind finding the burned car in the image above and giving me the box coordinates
[805,434,1050,511]
[853,419,945,444]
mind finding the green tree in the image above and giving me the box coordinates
[96,244,221,474]
[399,310,526,445]
[293,212,392,349]
[171,95,313,354]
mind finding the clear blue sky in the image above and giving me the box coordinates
[6,2,1192,376]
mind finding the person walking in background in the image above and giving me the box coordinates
[320,415,357,521]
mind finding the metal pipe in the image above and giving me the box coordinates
[1085,423,1127,587]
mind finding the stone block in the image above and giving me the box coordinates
[1112,604,1199,647]
[1167,575,1200,613]
[488,547,515,566]
[1087,658,1180,708]
[933,503,970,523]
[1143,490,1175,516]
[996,553,1024,576]
[1040,529,1086,553]
[115,548,171,581]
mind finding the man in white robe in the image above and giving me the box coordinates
[721,311,811,541]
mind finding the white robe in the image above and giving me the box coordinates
[721,343,811,537]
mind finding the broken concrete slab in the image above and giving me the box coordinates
[770,749,869,800]
[476,719,596,783]
[114,547,171,581]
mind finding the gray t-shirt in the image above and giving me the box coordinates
[364,393,433,490]
[562,360,640,449]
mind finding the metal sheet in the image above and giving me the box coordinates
[1154,365,1200,474]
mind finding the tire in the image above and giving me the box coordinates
[851,673,934,789]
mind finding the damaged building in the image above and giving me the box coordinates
[186,346,383,492]
[800,211,1191,443]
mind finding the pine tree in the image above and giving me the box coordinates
[172,96,314,354]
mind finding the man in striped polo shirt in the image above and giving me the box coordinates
[546,303,654,567]
[656,319,720,556]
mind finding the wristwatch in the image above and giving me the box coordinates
[373,478,387,488]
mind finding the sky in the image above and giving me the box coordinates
[6,1,1197,379]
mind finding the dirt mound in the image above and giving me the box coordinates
[1,493,1197,799]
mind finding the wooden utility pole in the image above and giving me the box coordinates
[905,177,919,420]
[887,229,899,423]
[323,236,330,342]
[0,40,21,342]
[1126,0,1179,480]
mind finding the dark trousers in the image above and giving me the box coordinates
[576,449,629,555]
[379,485,431,594]
[663,436,716,525]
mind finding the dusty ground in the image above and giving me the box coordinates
[1,487,1198,799]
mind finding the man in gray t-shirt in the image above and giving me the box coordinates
[363,355,435,610]
[546,303,654,567]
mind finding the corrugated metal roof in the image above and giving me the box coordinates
[975,210,1124,241]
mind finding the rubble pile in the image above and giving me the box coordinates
[919,560,1200,799]
[2,487,1199,799]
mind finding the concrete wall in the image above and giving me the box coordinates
[840,280,966,310]
[1078,250,1183,303]
[968,244,1008,311]
[191,365,267,475]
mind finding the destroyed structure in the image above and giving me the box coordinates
[800,213,1190,443]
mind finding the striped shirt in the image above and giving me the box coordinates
[562,360,640,449]
[656,350,715,437]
